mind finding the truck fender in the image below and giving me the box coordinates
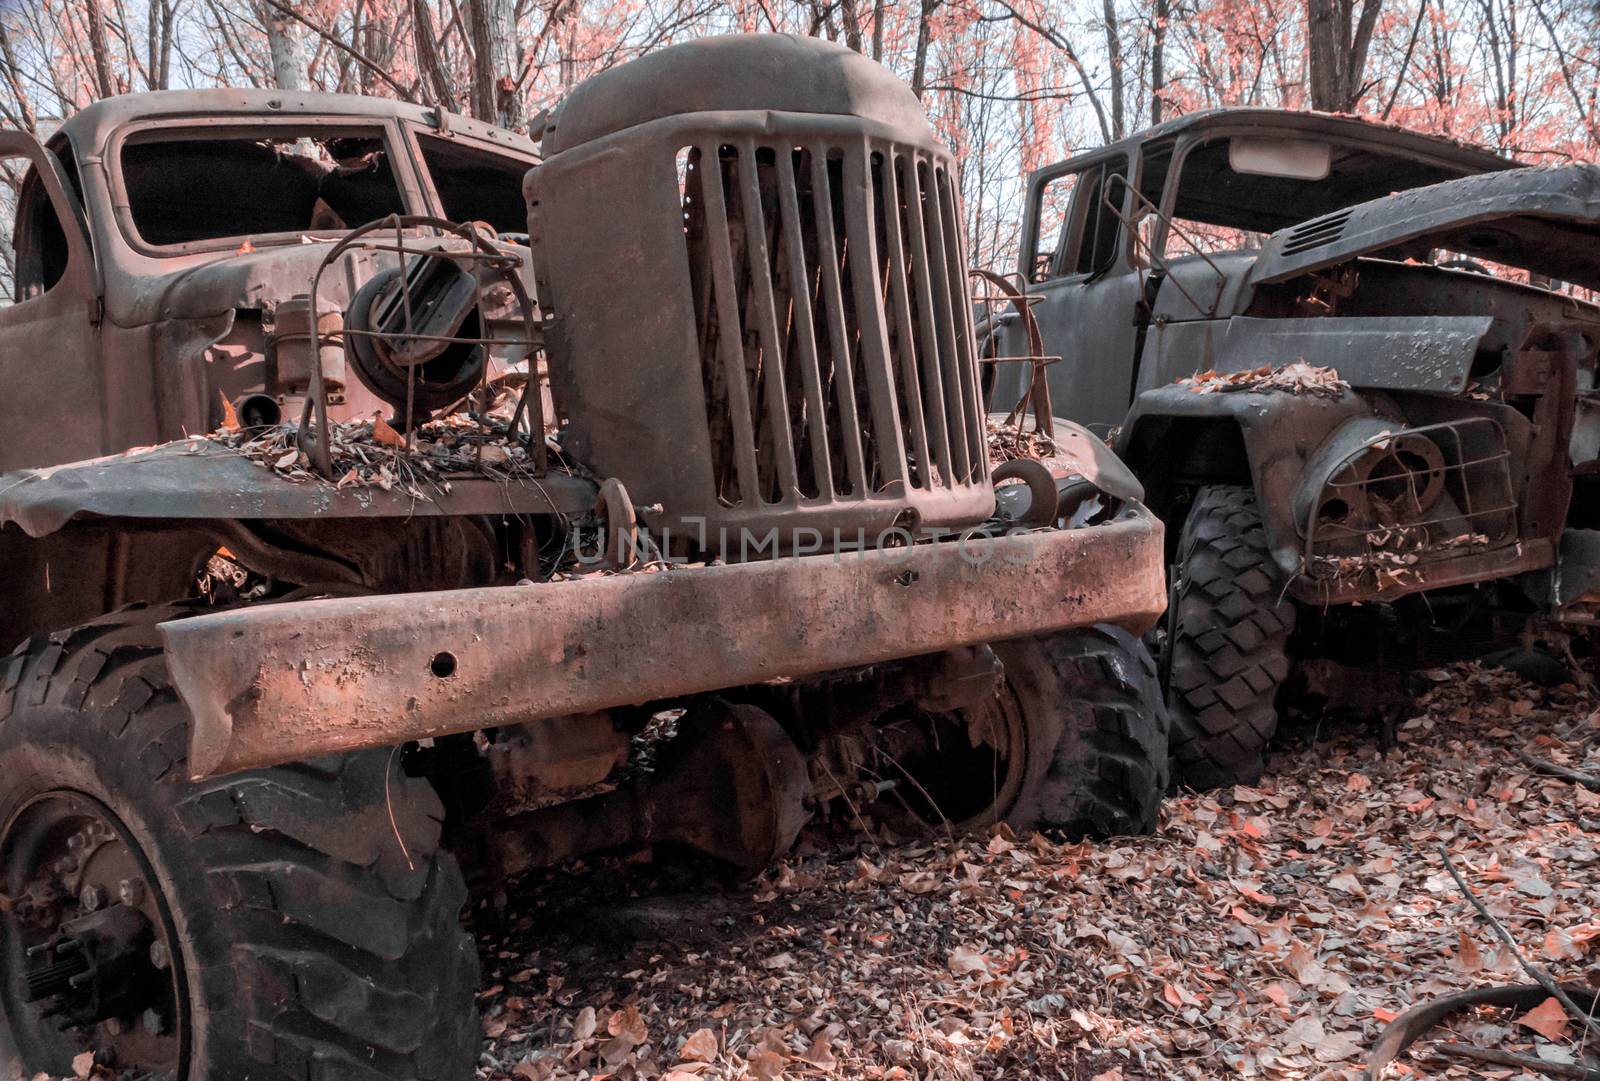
[1114,385,1386,576]
[988,414,1146,524]
[0,441,597,538]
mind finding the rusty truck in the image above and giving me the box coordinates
[988,108,1600,789]
[0,34,1168,1081]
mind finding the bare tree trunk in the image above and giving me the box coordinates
[911,0,939,98]
[840,0,865,52]
[1102,0,1125,138]
[871,0,885,59]
[486,0,521,128]
[159,0,175,88]
[259,0,310,91]
[413,0,454,108]
[466,0,522,128]
[1306,0,1383,110]
[83,0,118,98]
[147,0,161,88]
[1150,0,1167,123]
[465,0,494,120]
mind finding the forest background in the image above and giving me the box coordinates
[0,0,1595,274]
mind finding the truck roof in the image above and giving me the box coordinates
[57,88,539,158]
[1088,107,1514,175]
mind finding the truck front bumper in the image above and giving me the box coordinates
[162,509,1166,778]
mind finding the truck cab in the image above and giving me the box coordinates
[992,107,1600,788]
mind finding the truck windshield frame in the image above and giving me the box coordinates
[109,117,425,257]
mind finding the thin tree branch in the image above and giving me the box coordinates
[252,0,413,98]
[1437,844,1600,1045]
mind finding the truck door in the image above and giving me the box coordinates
[990,153,1145,436]
[0,132,101,472]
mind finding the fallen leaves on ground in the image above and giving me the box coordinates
[475,661,1600,1080]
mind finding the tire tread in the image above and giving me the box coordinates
[1166,486,1295,789]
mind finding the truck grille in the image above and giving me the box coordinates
[678,139,988,513]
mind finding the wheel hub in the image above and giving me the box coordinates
[871,686,1027,830]
[24,903,158,1028]
[2,793,184,1075]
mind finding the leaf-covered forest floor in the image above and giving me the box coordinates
[476,661,1600,1081]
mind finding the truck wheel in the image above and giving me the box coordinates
[1166,485,1296,789]
[0,606,480,1081]
[994,626,1170,837]
[880,628,1166,839]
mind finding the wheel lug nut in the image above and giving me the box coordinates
[66,834,85,850]
[117,879,145,907]
[79,885,104,912]
[149,940,170,970]
[141,1008,166,1036]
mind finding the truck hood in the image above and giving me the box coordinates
[111,242,364,327]
[114,233,527,327]
[1248,164,1600,291]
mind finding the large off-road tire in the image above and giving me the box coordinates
[0,605,480,1081]
[1166,485,1296,790]
[995,626,1170,837]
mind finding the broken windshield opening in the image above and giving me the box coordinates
[1167,136,1480,237]
[120,128,407,247]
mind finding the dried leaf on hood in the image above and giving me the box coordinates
[372,414,406,448]
[218,391,240,431]
[1177,361,1349,398]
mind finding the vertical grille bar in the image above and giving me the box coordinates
[696,143,762,505]
[841,140,908,494]
[773,147,836,500]
[937,167,986,484]
[916,160,972,480]
[808,150,868,496]
[680,133,989,524]
[877,148,935,489]
[897,152,956,489]
[736,141,801,503]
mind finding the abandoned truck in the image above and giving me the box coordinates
[987,107,1600,790]
[0,34,1169,1081]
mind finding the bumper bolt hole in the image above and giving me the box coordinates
[429,651,457,679]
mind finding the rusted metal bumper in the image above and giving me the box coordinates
[161,510,1165,779]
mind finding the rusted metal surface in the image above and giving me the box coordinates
[0,89,554,644]
[971,268,1058,440]
[529,35,994,551]
[492,701,810,874]
[160,509,1166,778]
[1535,529,1600,625]
[0,90,539,473]
[1207,315,1494,394]
[994,105,1600,610]
[1249,164,1600,291]
[0,441,595,538]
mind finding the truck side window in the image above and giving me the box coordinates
[1032,156,1129,281]
[0,156,72,305]
[417,135,532,235]
[1033,170,1082,282]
